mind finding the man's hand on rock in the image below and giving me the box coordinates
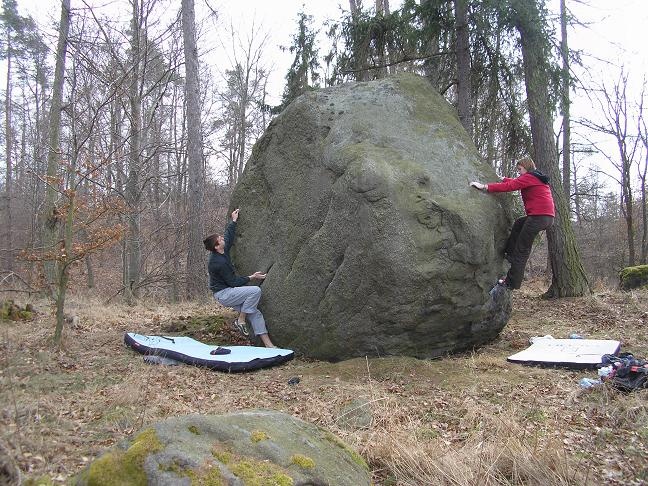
[470,181,487,191]
[249,272,266,281]
[231,208,240,222]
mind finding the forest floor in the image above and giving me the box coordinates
[1,278,647,485]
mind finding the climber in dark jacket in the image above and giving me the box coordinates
[203,209,276,347]
[470,156,555,290]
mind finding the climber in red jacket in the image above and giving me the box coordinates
[470,156,555,290]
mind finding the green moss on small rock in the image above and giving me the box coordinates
[82,428,163,485]
[290,454,315,469]
[231,459,293,486]
[212,450,233,465]
[323,431,368,470]
[619,265,648,290]
[250,430,270,443]
[159,459,225,486]
[0,300,34,321]
[23,476,54,486]
[162,314,227,341]
[188,425,201,435]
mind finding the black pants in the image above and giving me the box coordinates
[505,215,554,289]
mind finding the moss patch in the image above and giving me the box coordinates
[230,459,294,486]
[81,428,163,485]
[188,425,201,435]
[322,431,368,470]
[250,430,270,443]
[162,314,227,341]
[619,265,648,290]
[211,443,233,465]
[159,459,225,486]
[209,443,293,486]
[23,476,54,486]
[0,300,34,321]
[290,454,315,469]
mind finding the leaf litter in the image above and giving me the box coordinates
[0,279,647,485]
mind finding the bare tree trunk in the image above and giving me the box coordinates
[512,0,590,298]
[621,163,636,266]
[237,85,248,181]
[640,93,648,264]
[182,0,206,299]
[640,159,647,264]
[484,32,501,168]
[125,0,142,304]
[455,0,472,136]
[560,0,571,202]
[571,158,581,223]
[42,0,71,294]
[4,27,13,272]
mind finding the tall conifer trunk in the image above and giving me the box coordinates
[512,0,590,298]
[124,0,142,304]
[455,0,472,136]
[4,27,13,272]
[182,0,206,299]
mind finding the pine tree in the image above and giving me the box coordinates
[275,11,320,113]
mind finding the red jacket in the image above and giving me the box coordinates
[487,172,555,217]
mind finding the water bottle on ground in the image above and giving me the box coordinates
[579,377,602,389]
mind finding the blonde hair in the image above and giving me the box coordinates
[516,157,536,171]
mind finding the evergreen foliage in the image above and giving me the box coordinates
[275,10,320,113]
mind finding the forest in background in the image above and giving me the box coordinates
[1,0,647,335]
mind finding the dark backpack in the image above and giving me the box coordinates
[601,353,648,392]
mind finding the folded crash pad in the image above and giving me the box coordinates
[124,333,294,372]
[507,338,621,369]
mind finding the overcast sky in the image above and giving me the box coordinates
[16,0,647,103]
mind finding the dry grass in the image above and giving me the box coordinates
[1,280,647,484]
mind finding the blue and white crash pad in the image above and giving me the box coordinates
[124,333,294,372]
[507,338,621,369]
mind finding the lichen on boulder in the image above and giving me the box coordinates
[619,264,648,291]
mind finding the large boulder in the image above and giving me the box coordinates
[76,411,370,486]
[231,73,512,361]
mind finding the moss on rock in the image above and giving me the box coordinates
[290,454,315,469]
[250,430,270,443]
[80,428,163,485]
[162,314,227,341]
[230,459,294,486]
[159,459,225,486]
[0,300,34,321]
[82,411,371,486]
[322,431,368,470]
[619,265,648,290]
[211,444,233,465]
[23,476,54,486]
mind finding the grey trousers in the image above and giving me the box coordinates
[214,286,267,335]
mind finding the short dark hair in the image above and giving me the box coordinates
[203,234,220,252]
